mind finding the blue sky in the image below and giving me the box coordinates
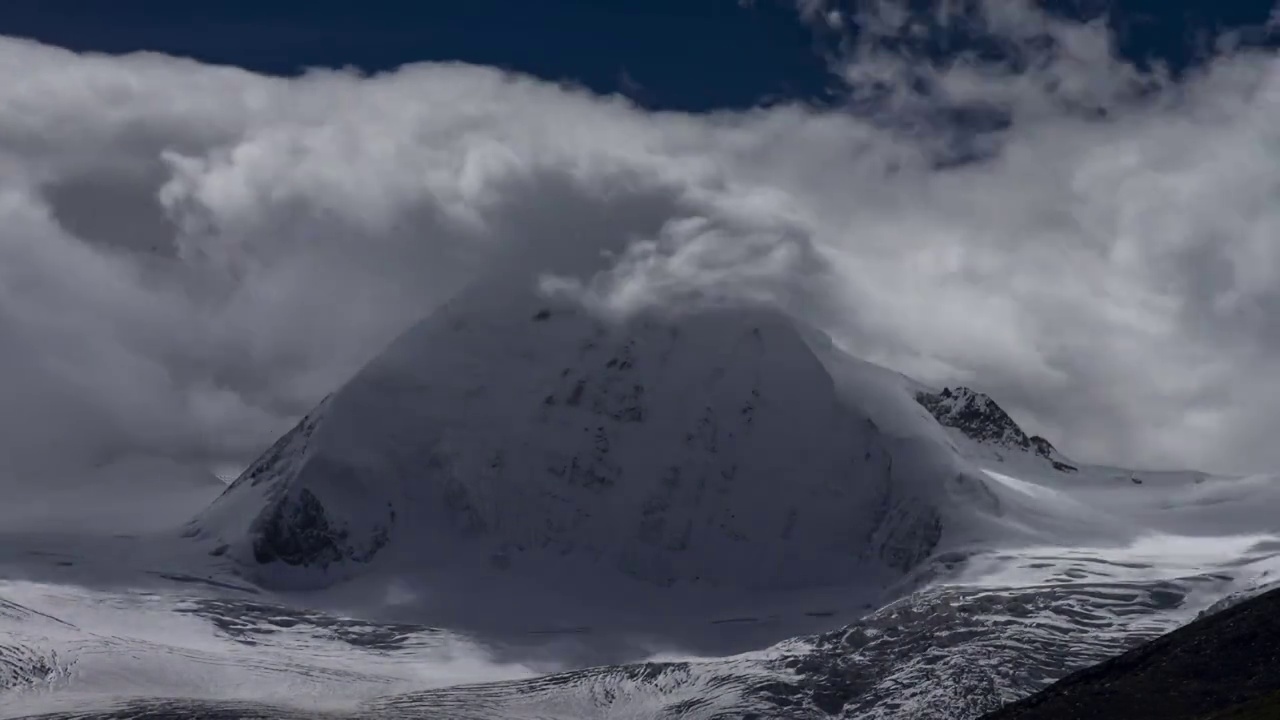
[0,0,833,109]
[1,1,1276,110]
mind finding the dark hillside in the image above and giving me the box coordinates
[983,586,1280,720]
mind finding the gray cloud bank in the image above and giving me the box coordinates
[2,3,1279,482]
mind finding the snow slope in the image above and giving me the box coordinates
[5,517,1275,719]
[4,273,1280,719]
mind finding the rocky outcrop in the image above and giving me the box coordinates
[916,387,1078,472]
[250,487,393,569]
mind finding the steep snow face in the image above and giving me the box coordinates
[195,283,959,592]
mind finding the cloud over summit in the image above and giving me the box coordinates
[2,4,1280,479]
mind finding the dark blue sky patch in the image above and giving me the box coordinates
[0,0,836,110]
[0,0,1276,111]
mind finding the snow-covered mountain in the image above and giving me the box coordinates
[4,272,1280,719]
[189,278,980,596]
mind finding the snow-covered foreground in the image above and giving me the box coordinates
[3,497,1277,719]
[3,459,1279,719]
[4,286,1279,719]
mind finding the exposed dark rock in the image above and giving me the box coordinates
[916,387,1035,449]
[917,387,1076,472]
[250,485,393,569]
[251,489,347,567]
[1028,436,1055,457]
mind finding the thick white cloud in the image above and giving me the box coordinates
[1,5,1279,481]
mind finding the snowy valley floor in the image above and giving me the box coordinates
[3,460,1279,719]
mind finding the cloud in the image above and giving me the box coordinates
[1,4,1279,481]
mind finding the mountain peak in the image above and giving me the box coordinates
[193,287,957,592]
[915,387,1076,472]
